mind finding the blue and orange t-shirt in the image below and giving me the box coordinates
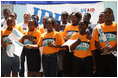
[91,22,117,51]
[71,33,92,58]
[38,31,64,54]
[63,25,79,40]
[1,29,13,45]
[22,29,41,45]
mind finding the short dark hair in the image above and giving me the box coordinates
[71,11,82,22]
[86,13,91,19]
[10,12,17,19]
[61,11,68,16]
[104,8,115,21]
[3,9,10,13]
[29,15,39,27]
[79,19,89,26]
[56,21,60,25]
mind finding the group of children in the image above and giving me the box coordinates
[1,7,117,77]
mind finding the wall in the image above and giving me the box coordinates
[104,1,117,23]
[14,5,26,24]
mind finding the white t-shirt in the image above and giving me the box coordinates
[1,18,7,30]
[19,23,28,32]
[88,22,97,30]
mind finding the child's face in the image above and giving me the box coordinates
[42,18,47,25]
[79,22,87,33]
[7,19,13,30]
[55,23,60,31]
[104,9,113,22]
[61,14,68,22]
[4,10,10,19]
[99,13,104,24]
[71,14,79,25]
[28,20,35,31]
[83,14,90,22]
[46,19,53,31]
[10,13,16,20]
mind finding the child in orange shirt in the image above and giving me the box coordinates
[21,16,41,77]
[1,17,20,77]
[70,20,93,77]
[91,8,117,77]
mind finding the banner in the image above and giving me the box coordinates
[8,28,24,41]
[6,41,24,57]
[27,2,104,24]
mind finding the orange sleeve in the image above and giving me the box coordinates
[90,36,96,51]
[39,27,45,34]
[1,30,3,44]
[37,35,43,47]
[63,26,68,38]
[92,28,99,42]
[36,31,41,43]
[55,32,65,46]
[90,28,99,50]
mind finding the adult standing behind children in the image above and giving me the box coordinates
[19,12,31,32]
[1,9,10,30]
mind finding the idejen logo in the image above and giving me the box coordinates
[81,8,95,13]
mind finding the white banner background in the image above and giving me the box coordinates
[27,2,104,24]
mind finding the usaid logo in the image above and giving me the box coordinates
[81,8,95,13]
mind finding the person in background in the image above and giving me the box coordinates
[83,13,96,35]
[54,20,65,77]
[39,16,48,33]
[21,16,41,77]
[1,9,10,30]
[92,12,105,76]
[10,12,18,26]
[70,20,94,77]
[63,11,82,77]
[1,17,20,77]
[19,12,31,32]
[91,8,117,77]
[97,12,105,24]
[60,11,70,32]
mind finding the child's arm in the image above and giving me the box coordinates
[70,39,82,52]
[48,41,67,48]
[24,44,39,49]
[21,35,28,44]
[95,41,109,55]
[91,50,96,74]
